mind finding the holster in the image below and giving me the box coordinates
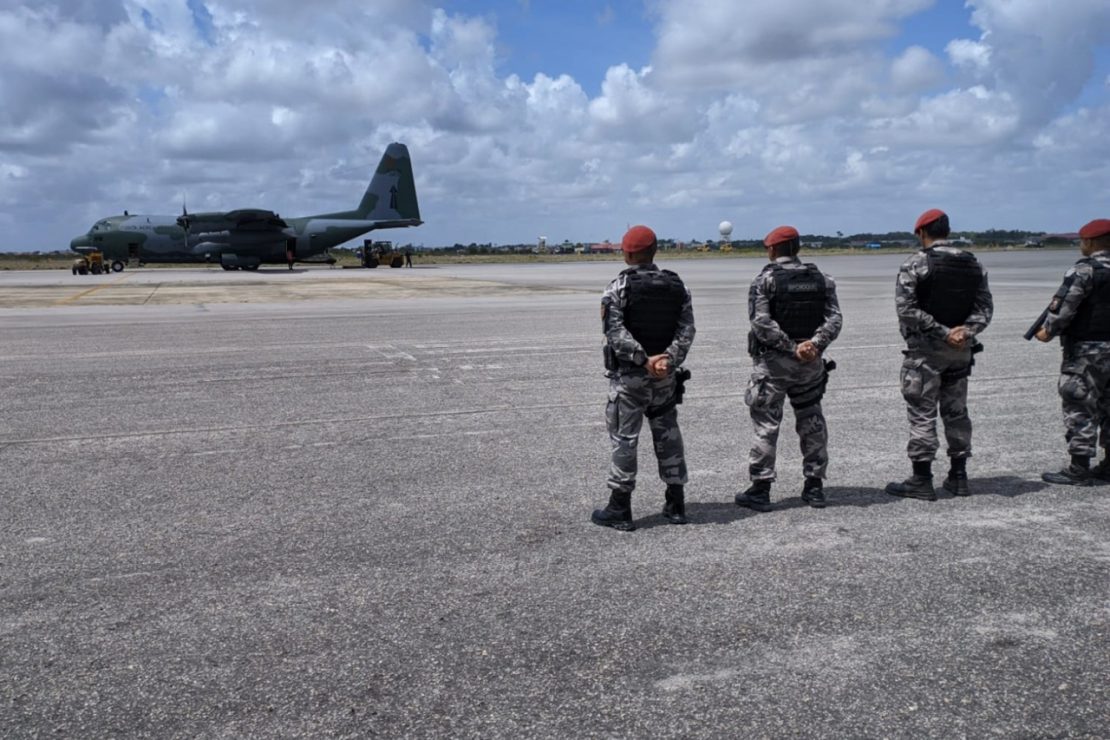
[645,367,691,419]
[789,359,835,411]
[941,342,983,383]
[748,333,768,358]
[603,345,618,372]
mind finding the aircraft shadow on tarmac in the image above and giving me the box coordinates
[633,475,1050,528]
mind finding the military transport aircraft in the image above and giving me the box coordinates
[69,142,421,271]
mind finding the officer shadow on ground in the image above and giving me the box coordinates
[970,475,1050,497]
[631,476,1052,528]
[634,488,900,528]
[633,502,759,529]
[820,475,1048,506]
[792,487,901,510]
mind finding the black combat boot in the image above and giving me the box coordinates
[1042,455,1095,486]
[942,457,971,496]
[801,477,826,508]
[662,484,688,524]
[735,480,772,512]
[885,461,937,501]
[591,490,635,531]
[1089,453,1110,482]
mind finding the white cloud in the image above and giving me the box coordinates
[958,0,1110,126]
[891,45,944,92]
[946,38,991,74]
[867,86,1022,148]
[587,65,696,143]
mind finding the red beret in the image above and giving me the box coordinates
[914,208,946,231]
[1079,219,1110,240]
[764,225,799,247]
[621,225,657,253]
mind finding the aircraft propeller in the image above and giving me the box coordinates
[179,198,192,243]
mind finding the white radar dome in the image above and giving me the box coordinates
[718,221,733,237]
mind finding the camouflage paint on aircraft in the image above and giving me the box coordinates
[70,143,422,270]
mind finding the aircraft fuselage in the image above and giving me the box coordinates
[69,214,386,266]
[69,142,423,269]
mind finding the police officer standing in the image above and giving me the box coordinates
[735,226,842,511]
[1036,219,1110,485]
[592,225,696,531]
[885,209,993,500]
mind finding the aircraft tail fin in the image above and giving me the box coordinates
[354,142,421,222]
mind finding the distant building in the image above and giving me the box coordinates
[589,241,621,253]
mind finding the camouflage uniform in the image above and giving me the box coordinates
[602,264,696,493]
[746,256,842,481]
[1041,250,1110,458]
[895,244,993,462]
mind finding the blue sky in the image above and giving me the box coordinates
[1,0,1109,250]
[445,0,656,95]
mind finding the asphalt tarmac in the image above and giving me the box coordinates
[1,252,1107,737]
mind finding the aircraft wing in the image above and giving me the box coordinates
[178,208,289,233]
[223,209,289,231]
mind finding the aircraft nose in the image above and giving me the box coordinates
[70,236,90,251]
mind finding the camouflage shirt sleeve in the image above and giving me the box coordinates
[963,268,994,336]
[894,251,949,341]
[1042,262,1094,337]
[749,269,796,354]
[812,273,843,351]
[666,285,696,366]
[601,273,647,367]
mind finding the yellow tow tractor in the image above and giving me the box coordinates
[357,240,405,268]
[72,251,109,275]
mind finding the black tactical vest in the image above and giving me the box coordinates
[769,264,827,340]
[748,263,828,355]
[622,268,686,355]
[1066,258,1110,341]
[915,249,982,327]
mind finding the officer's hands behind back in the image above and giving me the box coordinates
[646,354,670,378]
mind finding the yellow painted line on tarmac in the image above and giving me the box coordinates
[53,274,131,306]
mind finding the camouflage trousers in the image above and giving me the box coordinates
[606,370,688,494]
[1058,349,1110,457]
[899,346,973,461]
[745,353,829,481]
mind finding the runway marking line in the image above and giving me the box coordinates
[53,274,131,306]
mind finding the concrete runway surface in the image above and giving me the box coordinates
[1,252,1107,737]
